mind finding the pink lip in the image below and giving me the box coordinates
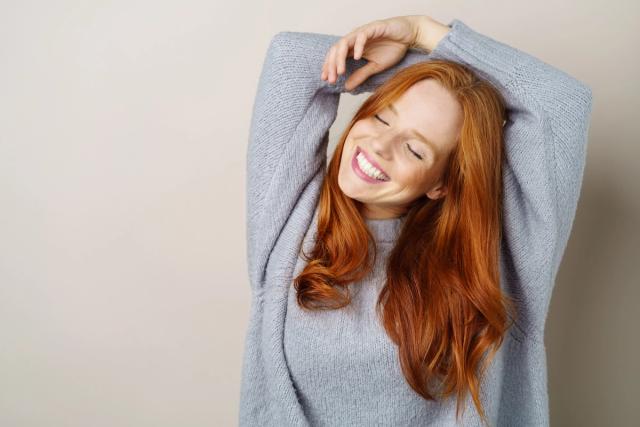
[351,147,390,184]
[358,147,389,177]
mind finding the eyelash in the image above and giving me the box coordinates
[374,114,423,160]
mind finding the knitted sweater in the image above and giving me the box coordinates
[240,18,593,427]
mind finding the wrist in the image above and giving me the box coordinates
[409,16,451,53]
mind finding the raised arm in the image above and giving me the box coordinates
[420,19,593,337]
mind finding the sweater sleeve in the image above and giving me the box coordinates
[427,19,593,337]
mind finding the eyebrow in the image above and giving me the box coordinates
[387,103,439,157]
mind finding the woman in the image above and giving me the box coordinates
[240,15,593,427]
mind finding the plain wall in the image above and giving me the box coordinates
[1,1,638,426]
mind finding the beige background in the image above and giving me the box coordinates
[1,1,638,426]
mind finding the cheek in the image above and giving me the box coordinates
[338,142,356,174]
[398,159,425,178]
[341,140,354,162]
[395,164,434,189]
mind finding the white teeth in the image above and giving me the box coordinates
[356,152,388,180]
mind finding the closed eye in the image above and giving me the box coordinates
[374,114,388,126]
[374,114,424,161]
[406,143,423,160]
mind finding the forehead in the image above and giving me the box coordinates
[390,79,463,151]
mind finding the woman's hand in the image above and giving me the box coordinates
[321,16,418,91]
[321,15,450,92]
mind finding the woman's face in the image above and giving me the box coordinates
[338,78,464,219]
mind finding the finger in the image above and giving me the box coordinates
[328,45,338,83]
[344,61,379,92]
[321,49,331,80]
[363,21,384,42]
[322,48,331,81]
[353,32,366,60]
[336,37,351,76]
[348,24,378,64]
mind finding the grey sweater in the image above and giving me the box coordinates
[240,18,593,426]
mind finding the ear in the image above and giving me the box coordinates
[425,183,448,200]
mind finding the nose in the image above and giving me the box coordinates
[369,129,398,161]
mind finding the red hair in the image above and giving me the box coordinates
[293,59,517,425]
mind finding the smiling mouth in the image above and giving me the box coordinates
[352,147,390,183]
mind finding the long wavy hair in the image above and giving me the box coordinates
[293,59,517,425]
